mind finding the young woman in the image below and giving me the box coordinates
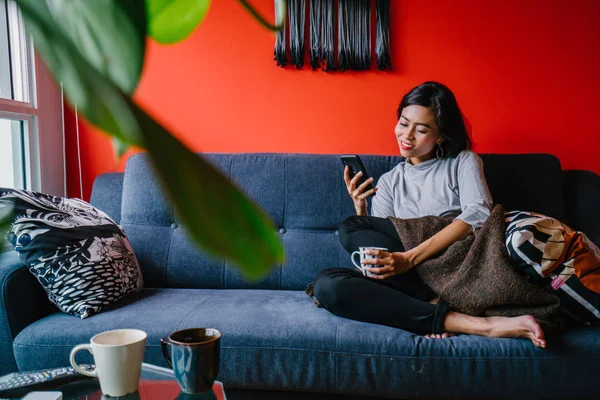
[313,81,547,348]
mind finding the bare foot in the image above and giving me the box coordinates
[424,332,456,339]
[486,315,546,348]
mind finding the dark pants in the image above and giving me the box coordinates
[313,216,449,334]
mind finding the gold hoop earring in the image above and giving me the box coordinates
[436,145,444,160]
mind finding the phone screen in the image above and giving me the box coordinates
[340,155,374,192]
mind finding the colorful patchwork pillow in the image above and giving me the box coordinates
[0,188,143,319]
[505,210,600,324]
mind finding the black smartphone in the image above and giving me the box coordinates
[340,154,375,192]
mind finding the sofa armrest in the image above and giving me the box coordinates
[563,169,600,247]
[90,172,124,224]
[0,252,55,374]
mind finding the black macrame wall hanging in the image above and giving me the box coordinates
[375,0,392,70]
[288,0,306,69]
[338,0,371,71]
[309,0,336,71]
[309,0,322,69]
[274,0,391,72]
[274,0,287,67]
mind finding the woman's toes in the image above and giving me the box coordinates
[424,332,456,339]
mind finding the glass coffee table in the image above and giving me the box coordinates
[56,363,226,400]
[5,364,374,400]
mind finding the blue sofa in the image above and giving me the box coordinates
[1,153,599,399]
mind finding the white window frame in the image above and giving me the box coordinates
[0,0,65,196]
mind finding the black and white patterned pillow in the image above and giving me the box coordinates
[0,188,143,319]
[505,210,600,324]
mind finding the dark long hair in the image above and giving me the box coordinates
[397,81,471,158]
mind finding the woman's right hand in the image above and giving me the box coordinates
[344,166,377,215]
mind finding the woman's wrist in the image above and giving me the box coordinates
[404,248,421,268]
[355,203,368,216]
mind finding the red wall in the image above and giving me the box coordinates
[65,0,600,200]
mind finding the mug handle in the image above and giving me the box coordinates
[160,337,173,368]
[351,251,363,272]
[69,344,98,377]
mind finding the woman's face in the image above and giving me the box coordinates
[395,105,442,165]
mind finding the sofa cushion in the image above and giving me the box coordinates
[119,154,400,290]
[505,210,600,323]
[91,155,599,251]
[116,153,567,290]
[0,188,143,319]
[13,289,338,389]
[13,288,600,398]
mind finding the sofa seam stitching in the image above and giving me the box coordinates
[281,157,286,290]
[119,221,173,228]
[224,157,234,289]
[334,323,338,390]
[12,343,600,361]
[339,157,344,270]
[122,222,337,233]
[222,253,226,289]
[164,223,175,288]
[173,293,218,331]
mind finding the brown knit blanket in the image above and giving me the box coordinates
[389,205,564,331]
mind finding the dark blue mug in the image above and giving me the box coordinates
[160,328,222,395]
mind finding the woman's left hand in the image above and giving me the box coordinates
[362,249,415,279]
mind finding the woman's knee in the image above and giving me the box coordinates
[313,268,352,307]
[338,215,367,250]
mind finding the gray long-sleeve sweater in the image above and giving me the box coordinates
[371,150,493,231]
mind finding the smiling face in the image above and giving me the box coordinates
[395,105,442,165]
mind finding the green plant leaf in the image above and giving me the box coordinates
[46,0,146,95]
[112,137,130,159]
[16,0,144,148]
[132,103,285,279]
[237,0,286,31]
[0,201,14,254]
[16,0,284,279]
[146,0,210,44]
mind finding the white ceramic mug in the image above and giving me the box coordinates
[351,247,388,277]
[70,329,147,397]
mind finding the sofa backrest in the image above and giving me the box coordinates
[90,152,599,290]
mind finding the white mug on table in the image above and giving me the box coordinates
[70,329,147,397]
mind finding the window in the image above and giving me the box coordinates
[0,118,26,188]
[0,0,37,191]
[0,0,12,101]
[0,0,64,195]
